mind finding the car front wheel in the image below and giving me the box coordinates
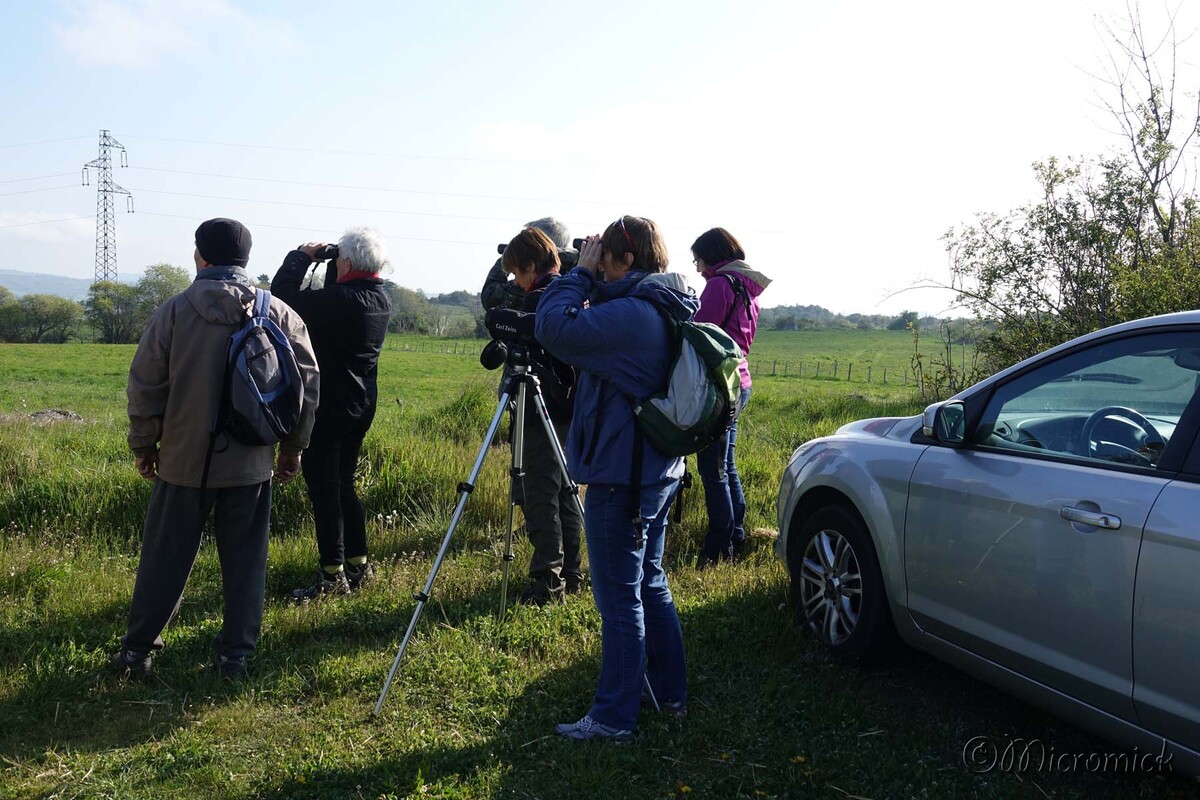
[788,504,898,665]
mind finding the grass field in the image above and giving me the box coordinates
[0,332,1193,799]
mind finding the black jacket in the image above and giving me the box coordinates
[521,272,575,423]
[271,251,392,425]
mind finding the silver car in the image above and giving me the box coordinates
[776,311,1200,772]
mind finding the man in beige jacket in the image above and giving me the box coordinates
[114,217,320,680]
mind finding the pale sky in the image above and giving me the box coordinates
[1,0,1194,315]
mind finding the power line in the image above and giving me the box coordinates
[0,184,79,198]
[126,165,712,209]
[0,135,91,149]
[121,133,591,167]
[0,215,93,230]
[127,186,523,224]
[0,172,78,185]
[136,211,495,247]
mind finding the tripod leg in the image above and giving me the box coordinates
[498,378,527,618]
[373,391,512,716]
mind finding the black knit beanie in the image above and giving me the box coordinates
[195,218,252,267]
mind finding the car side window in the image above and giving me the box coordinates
[975,332,1200,469]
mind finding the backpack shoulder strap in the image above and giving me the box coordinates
[252,288,272,320]
[719,274,751,329]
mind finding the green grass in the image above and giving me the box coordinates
[0,335,1192,799]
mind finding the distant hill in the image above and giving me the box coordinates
[0,270,97,301]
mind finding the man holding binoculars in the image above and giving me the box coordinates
[271,227,393,600]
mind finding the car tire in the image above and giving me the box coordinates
[788,504,899,666]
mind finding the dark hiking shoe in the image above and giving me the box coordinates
[517,575,565,606]
[516,584,563,607]
[289,569,350,602]
[555,715,634,743]
[110,648,153,679]
[564,574,586,595]
[215,654,248,681]
[345,561,375,591]
[697,546,735,570]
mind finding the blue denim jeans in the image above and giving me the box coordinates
[583,480,687,731]
[698,385,752,560]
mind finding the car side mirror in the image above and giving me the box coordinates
[922,400,965,445]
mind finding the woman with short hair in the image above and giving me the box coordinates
[691,227,771,566]
[536,215,695,741]
[499,227,583,604]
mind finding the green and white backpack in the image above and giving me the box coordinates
[632,312,743,457]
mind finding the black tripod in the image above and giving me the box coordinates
[374,343,612,715]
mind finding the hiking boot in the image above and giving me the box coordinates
[516,582,563,607]
[345,561,375,591]
[289,569,350,602]
[110,648,153,679]
[564,574,586,595]
[215,653,248,681]
[555,715,634,743]
[697,546,735,570]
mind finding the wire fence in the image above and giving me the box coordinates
[388,339,915,386]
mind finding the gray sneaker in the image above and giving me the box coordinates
[555,715,633,742]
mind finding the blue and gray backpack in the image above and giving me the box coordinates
[201,288,304,487]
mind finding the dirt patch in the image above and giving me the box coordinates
[27,409,84,423]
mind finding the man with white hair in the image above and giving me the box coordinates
[271,227,393,600]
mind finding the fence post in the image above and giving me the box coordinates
[848,363,853,382]
[783,361,789,377]
[815,362,820,379]
[883,368,887,384]
[833,360,839,380]
[867,365,872,383]
[771,359,777,376]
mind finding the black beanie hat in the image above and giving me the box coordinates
[195,218,252,267]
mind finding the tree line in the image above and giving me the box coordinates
[0,268,489,344]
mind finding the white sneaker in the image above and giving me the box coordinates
[554,715,633,742]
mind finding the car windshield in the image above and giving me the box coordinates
[1010,349,1199,419]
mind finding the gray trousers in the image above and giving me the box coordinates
[122,479,271,660]
[521,413,583,588]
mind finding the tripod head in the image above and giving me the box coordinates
[481,308,540,371]
[480,338,535,371]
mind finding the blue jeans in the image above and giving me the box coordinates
[584,481,687,731]
[698,385,752,560]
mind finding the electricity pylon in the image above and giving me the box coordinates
[82,129,133,283]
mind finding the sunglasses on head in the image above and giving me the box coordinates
[614,216,634,247]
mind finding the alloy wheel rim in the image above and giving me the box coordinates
[799,528,863,645]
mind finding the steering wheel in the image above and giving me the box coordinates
[1080,406,1166,466]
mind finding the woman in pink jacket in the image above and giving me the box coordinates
[692,228,772,566]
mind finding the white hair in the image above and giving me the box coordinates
[524,217,571,250]
[338,226,390,274]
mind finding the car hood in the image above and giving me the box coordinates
[834,415,915,440]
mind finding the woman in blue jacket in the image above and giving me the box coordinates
[536,215,697,741]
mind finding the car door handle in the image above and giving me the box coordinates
[1059,506,1122,530]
